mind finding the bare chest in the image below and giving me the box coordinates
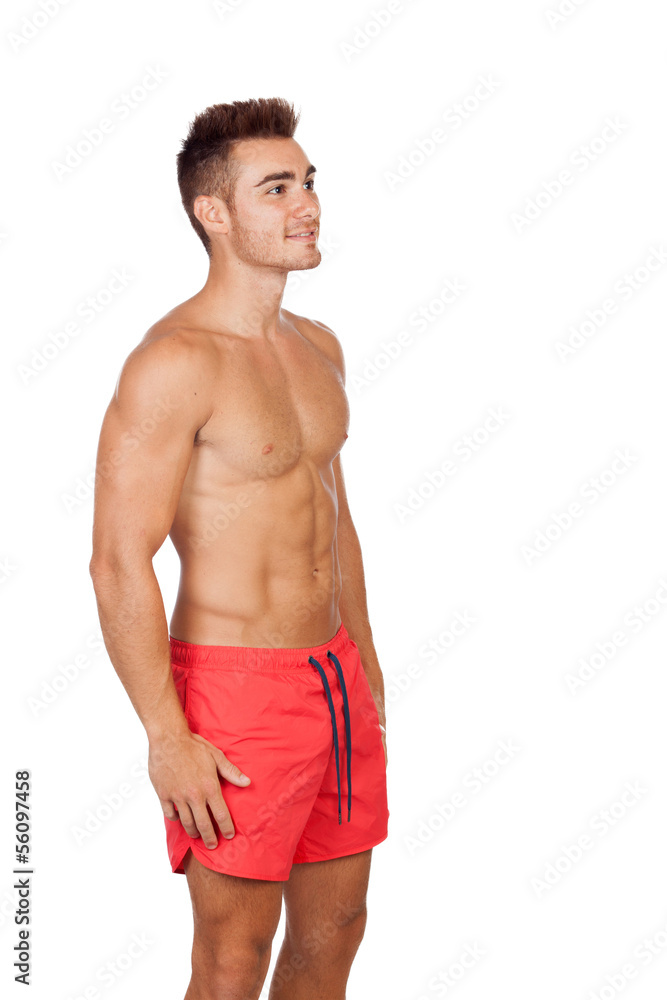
[195,333,350,480]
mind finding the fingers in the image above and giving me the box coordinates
[170,801,198,840]
[163,783,237,847]
[173,785,234,848]
[189,794,224,849]
[204,748,252,843]
[156,736,251,848]
[160,798,200,839]
[162,800,180,822]
[207,786,237,842]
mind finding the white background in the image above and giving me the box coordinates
[2,0,667,998]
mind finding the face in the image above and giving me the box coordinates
[218,137,321,272]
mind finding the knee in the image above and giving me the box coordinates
[295,904,368,966]
[336,904,368,952]
[192,937,272,997]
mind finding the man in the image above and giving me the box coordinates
[89,97,389,1000]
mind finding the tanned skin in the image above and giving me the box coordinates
[90,135,387,999]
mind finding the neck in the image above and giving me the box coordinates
[192,253,289,340]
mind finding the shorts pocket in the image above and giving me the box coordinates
[183,672,190,720]
[355,660,383,741]
[171,662,190,721]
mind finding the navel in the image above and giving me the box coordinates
[262,443,274,454]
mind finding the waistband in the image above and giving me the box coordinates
[169,621,351,672]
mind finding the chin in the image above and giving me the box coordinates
[286,250,322,272]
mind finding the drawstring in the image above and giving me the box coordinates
[308,650,352,823]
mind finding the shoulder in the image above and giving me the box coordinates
[283,309,346,383]
[112,324,215,427]
[122,322,215,384]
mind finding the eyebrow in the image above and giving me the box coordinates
[253,164,317,188]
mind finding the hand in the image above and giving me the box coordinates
[148,730,251,849]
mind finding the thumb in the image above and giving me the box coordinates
[213,748,251,786]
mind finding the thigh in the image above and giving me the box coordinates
[283,848,373,943]
[184,847,284,949]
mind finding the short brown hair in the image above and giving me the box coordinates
[176,97,301,257]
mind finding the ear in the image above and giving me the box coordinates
[193,194,230,240]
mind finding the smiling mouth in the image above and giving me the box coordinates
[286,230,317,241]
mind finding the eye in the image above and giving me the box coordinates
[267,180,316,194]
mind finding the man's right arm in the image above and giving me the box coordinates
[89,333,250,848]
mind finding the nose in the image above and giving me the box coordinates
[293,187,320,221]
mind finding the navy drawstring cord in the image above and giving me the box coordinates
[308,650,352,823]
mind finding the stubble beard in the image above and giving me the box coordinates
[228,210,322,273]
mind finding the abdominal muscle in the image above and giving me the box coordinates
[168,459,342,649]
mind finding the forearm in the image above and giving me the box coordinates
[90,562,189,745]
[336,517,386,730]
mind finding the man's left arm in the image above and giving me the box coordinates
[310,315,387,760]
[333,454,387,761]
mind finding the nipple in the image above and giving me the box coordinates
[262,443,274,454]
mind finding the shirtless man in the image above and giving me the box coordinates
[89,98,389,999]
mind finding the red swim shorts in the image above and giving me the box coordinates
[164,622,389,881]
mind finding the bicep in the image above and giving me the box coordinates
[91,339,211,568]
